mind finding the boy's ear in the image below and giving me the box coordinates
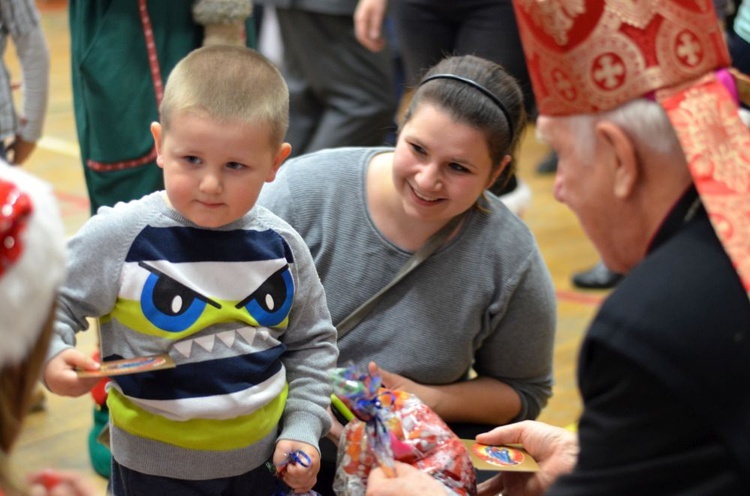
[150,122,164,169]
[266,142,292,182]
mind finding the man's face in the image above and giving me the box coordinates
[537,115,621,269]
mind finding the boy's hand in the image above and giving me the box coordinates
[273,440,320,493]
[44,349,101,397]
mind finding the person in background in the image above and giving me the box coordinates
[258,53,557,495]
[0,161,97,496]
[569,260,623,291]
[730,0,750,78]
[0,0,49,165]
[43,46,337,495]
[253,0,396,158]
[367,1,750,494]
[68,0,256,215]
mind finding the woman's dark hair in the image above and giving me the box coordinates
[403,55,527,176]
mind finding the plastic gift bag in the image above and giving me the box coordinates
[330,365,476,496]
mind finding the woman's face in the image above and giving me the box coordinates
[392,103,502,224]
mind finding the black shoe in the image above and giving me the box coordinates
[536,151,558,174]
[572,261,623,290]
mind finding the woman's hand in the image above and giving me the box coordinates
[325,406,346,444]
[367,362,521,425]
[368,362,438,408]
[476,421,579,496]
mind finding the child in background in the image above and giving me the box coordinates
[0,161,96,495]
[43,45,338,495]
[0,0,49,165]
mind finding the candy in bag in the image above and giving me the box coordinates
[329,366,476,496]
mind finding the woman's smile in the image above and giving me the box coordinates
[410,184,444,204]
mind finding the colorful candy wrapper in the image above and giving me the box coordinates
[329,365,477,496]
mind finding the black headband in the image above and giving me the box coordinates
[420,74,515,140]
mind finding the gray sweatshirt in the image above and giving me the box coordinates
[49,192,338,480]
[258,147,557,421]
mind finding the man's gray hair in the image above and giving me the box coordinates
[567,98,683,158]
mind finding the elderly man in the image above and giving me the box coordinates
[365,1,750,495]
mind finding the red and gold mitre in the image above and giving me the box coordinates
[512,0,750,297]
[512,0,728,114]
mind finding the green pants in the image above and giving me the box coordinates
[69,0,256,213]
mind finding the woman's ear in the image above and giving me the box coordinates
[488,154,513,188]
[150,122,164,169]
[595,121,639,199]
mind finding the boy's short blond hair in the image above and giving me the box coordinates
[160,45,289,146]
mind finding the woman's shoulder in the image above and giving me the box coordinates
[249,205,315,257]
[262,147,389,211]
[472,196,537,245]
[280,147,387,177]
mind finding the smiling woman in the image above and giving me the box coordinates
[257,54,557,496]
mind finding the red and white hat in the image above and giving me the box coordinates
[0,161,66,366]
[513,0,750,297]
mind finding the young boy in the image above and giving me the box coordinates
[43,45,338,494]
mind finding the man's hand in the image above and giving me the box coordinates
[354,0,388,52]
[476,421,579,496]
[366,461,447,495]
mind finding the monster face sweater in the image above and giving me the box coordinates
[48,192,338,480]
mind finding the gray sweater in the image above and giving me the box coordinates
[258,147,557,420]
[48,192,338,480]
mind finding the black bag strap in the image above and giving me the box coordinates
[335,215,463,339]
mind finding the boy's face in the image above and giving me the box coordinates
[152,112,291,228]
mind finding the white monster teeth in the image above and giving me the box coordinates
[195,335,215,352]
[217,330,235,348]
[236,327,255,345]
[172,327,271,358]
[174,340,193,358]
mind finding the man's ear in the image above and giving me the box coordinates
[266,142,292,183]
[595,121,638,199]
[488,154,513,188]
[150,122,164,169]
